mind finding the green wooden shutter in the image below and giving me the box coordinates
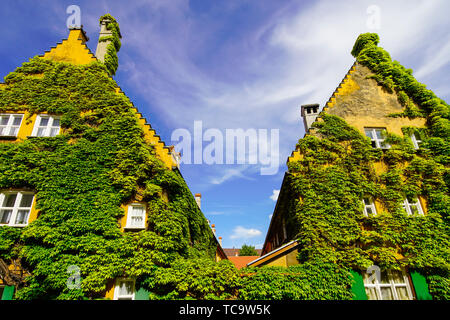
[1,285,15,300]
[349,270,368,300]
[134,287,150,300]
[410,271,432,300]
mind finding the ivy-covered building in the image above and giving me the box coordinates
[0,15,225,300]
[249,33,449,300]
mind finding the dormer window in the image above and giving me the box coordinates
[31,115,60,137]
[0,191,34,227]
[0,114,23,137]
[364,128,390,149]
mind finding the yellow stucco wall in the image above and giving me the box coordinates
[256,248,299,267]
[42,29,96,65]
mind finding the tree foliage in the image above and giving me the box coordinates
[238,244,258,256]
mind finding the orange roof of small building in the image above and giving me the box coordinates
[223,248,262,257]
[228,256,260,269]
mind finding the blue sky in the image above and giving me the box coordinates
[1,0,449,249]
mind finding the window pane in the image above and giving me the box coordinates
[50,127,59,137]
[15,210,30,225]
[0,209,12,224]
[0,127,6,135]
[380,271,390,284]
[52,118,60,126]
[37,127,46,137]
[39,118,49,126]
[396,286,409,300]
[12,116,22,126]
[364,130,374,139]
[9,126,19,136]
[390,270,404,284]
[365,287,378,300]
[380,287,394,300]
[20,194,34,208]
[132,206,144,215]
[363,198,371,205]
[131,216,143,227]
[0,116,9,125]
[3,194,17,207]
[119,281,133,296]
[409,204,419,215]
[375,129,383,139]
[366,207,373,214]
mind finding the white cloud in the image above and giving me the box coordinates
[210,166,255,185]
[82,0,449,188]
[269,189,280,201]
[230,226,262,239]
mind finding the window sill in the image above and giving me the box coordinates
[123,226,145,231]
[0,224,28,228]
[0,136,18,140]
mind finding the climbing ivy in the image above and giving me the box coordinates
[0,27,447,300]
[239,263,353,300]
[282,33,449,299]
[0,54,216,299]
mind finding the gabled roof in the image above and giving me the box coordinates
[38,27,178,170]
[41,28,97,65]
[287,62,357,165]
[228,256,260,269]
[247,240,299,267]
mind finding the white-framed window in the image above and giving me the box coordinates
[410,133,422,150]
[0,191,34,227]
[362,197,377,216]
[113,278,135,300]
[125,203,146,229]
[0,114,23,137]
[31,115,60,137]
[364,128,390,149]
[363,269,414,300]
[402,197,424,216]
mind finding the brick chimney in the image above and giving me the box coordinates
[194,193,201,209]
[301,104,320,131]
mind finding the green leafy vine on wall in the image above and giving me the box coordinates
[0,26,448,300]
[283,33,449,299]
[0,55,216,299]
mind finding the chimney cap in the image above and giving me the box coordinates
[195,193,201,197]
[301,103,320,116]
